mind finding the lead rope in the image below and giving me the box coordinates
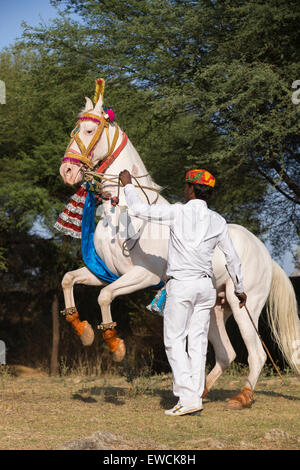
[115,174,157,256]
[114,174,151,205]
[84,170,160,203]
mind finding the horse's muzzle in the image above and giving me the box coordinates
[60,162,84,185]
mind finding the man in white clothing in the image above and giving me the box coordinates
[119,168,247,416]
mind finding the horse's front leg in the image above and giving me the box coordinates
[98,266,161,362]
[61,266,106,346]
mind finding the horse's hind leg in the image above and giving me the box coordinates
[61,267,106,346]
[226,287,267,409]
[203,301,236,397]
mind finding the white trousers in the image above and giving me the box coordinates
[164,277,216,408]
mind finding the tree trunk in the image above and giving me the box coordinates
[50,292,60,376]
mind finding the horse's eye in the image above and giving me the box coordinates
[87,129,93,134]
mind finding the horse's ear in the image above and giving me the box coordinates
[82,97,94,113]
[94,94,103,116]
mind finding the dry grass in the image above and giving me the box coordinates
[0,365,299,450]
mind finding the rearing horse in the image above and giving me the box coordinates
[58,86,300,409]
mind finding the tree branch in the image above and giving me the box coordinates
[268,155,300,199]
[283,146,300,163]
[250,154,299,204]
[255,146,300,200]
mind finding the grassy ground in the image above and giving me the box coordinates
[0,364,299,450]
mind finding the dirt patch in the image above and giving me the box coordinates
[185,438,225,449]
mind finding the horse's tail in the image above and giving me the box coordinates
[266,260,300,374]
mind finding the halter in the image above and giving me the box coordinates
[62,112,120,169]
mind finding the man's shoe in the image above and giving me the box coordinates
[164,403,203,416]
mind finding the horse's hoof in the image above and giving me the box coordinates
[80,322,95,346]
[226,386,254,410]
[112,339,126,362]
[102,328,126,361]
[66,311,94,346]
[226,399,244,410]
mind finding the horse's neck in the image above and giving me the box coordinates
[97,123,163,205]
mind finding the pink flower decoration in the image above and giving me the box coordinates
[106,108,115,121]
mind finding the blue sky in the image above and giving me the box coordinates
[0,0,63,50]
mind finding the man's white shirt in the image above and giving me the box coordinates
[124,184,244,293]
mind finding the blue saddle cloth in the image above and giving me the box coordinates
[81,189,119,283]
[81,188,163,290]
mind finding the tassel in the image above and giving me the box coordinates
[94,78,105,104]
[111,196,119,207]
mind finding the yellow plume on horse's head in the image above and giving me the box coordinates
[94,78,105,104]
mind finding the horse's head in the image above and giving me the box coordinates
[60,94,113,185]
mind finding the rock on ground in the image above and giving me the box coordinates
[7,365,47,378]
[55,430,168,451]
[263,428,294,441]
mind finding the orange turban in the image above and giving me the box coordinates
[185,169,215,188]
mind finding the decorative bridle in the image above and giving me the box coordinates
[62,77,121,172]
[62,111,120,170]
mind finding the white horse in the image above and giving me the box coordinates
[59,92,300,409]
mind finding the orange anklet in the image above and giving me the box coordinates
[102,328,121,353]
[66,311,87,337]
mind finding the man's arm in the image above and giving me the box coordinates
[217,224,247,308]
[120,170,176,226]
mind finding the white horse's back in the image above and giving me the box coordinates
[213,224,273,300]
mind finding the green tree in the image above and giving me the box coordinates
[20,0,299,250]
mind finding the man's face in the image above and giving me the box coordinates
[184,183,195,202]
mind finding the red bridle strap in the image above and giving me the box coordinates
[96,132,128,174]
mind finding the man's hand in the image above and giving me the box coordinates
[119,170,132,186]
[235,291,247,309]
